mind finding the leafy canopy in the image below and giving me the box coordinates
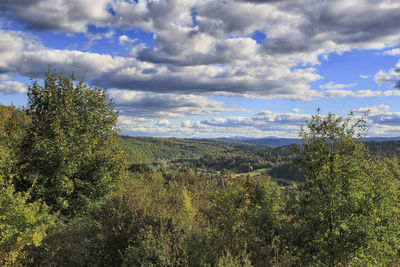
[16,70,124,216]
[0,105,54,265]
[293,111,400,266]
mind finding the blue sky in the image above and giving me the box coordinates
[1,0,400,138]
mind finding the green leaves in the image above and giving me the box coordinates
[0,105,54,265]
[205,175,284,265]
[0,181,54,265]
[18,70,124,216]
[293,112,400,266]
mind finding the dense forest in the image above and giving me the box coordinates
[1,70,400,266]
[120,135,400,184]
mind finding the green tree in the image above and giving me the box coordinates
[16,70,124,216]
[205,175,284,265]
[0,105,54,265]
[292,111,400,266]
[30,172,195,266]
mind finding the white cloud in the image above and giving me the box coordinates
[369,113,400,127]
[0,0,114,33]
[2,1,400,101]
[1,29,400,102]
[156,119,174,127]
[0,79,27,94]
[116,109,312,138]
[2,0,400,139]
[109,89,248,119]
[0,73,26,94]
[374,58,400,88]
[85,29,115,49]
[116,106,400,138]
[375,69,396,84]
[360,75,368,79]
[181,120,192,128]
[383,90,400,96]
[350,105,400,133]
[189,107,400,138]
[200,110,311,133]
[0,30,323,99]
[118,35,138,46]
[319,81,356,90]
[0,74,11,80]
[353,104,390,114]
[384,48,400,56]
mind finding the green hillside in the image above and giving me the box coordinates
[118,135,256,164]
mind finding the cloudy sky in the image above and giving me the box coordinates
[1,0,400,138]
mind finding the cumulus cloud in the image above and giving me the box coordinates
[109,89,248,119]
[116,105,400,138]
[360,75,369,79]
[0,30,322,99]
[186,107,400,138]
[375,69,396,84]
[1,0,400,138]
[2,1,400,100]
[156,119,174,127]
[350,105,400,133]
[0,74,26,94]
[0,30,31,73]
[181,120,192,127]
[117,115,199,137]
[0,0,114,33]
[200,110,311,132]
[111,0,400,95]
[2,28,400,103]
[0,30,126,78]
[353,104,390,114]
[369,113,400,126]
[118,35,138,46]
[116,109,313,138]
[4,0,400,65]
[374,58,400,89]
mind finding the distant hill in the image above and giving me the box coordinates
[118,135,256,164]
[366,136,400,141]
[119,135,400,166]
[119,135,398,183]
[213,137,301,146]
[213,136,400,146]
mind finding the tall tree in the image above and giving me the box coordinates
[292,111,400,266]
[16,70,124,216]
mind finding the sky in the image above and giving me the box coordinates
[1,0,400,138]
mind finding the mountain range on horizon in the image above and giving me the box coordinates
[211,136,400,146]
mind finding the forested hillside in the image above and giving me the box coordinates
[119,136,305,183]
[119,135,399,184]
[1,71,400,266]
[118,135,256,164]
[367,140,400,157]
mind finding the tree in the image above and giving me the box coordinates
[292,111,400,266]
[29,172,194,266]
[205,175,284,265]
[16,70,124,216]
[128,163,153,174]
[0,105,54,265]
